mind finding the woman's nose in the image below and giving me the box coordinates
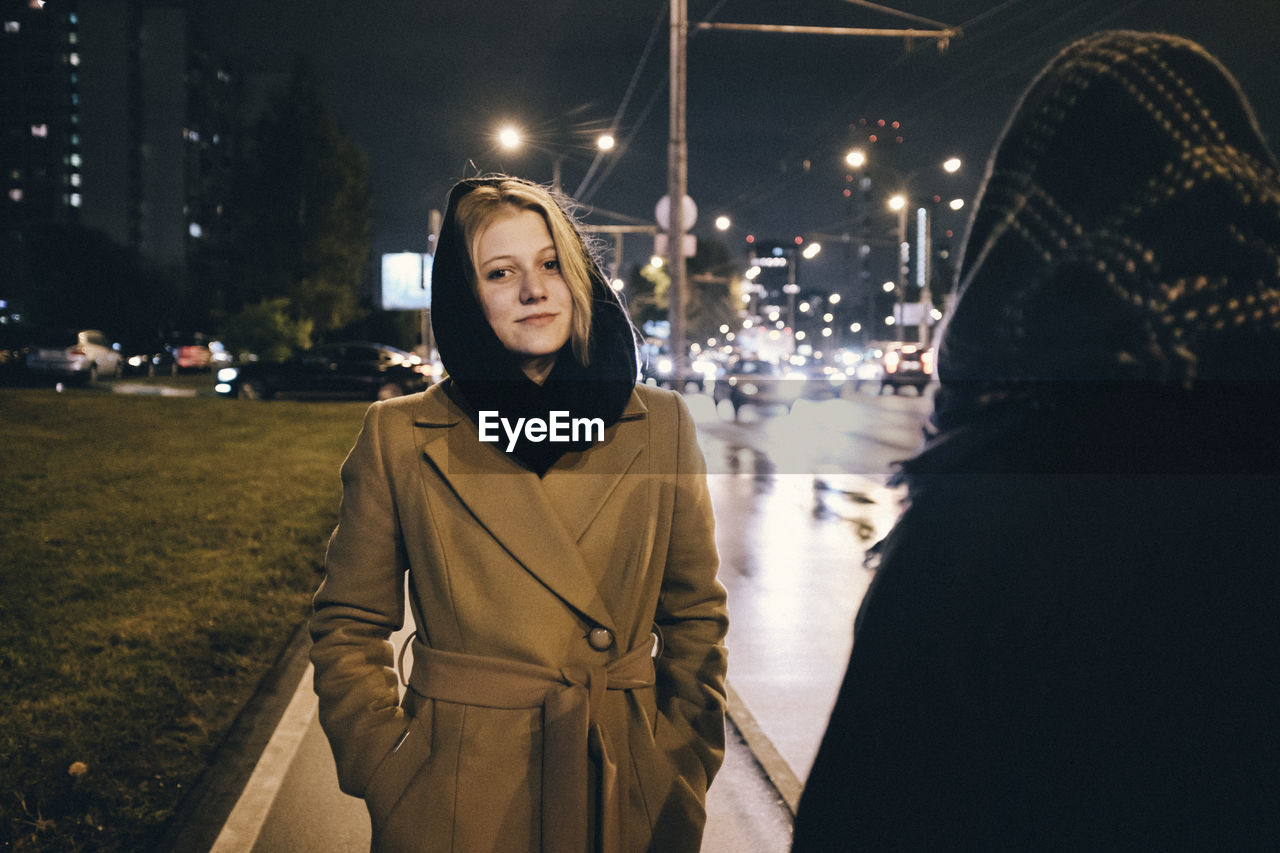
[519,270,547,302]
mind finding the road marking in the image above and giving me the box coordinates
[726,679,804,816]
[209,664,317,853]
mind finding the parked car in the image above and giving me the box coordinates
[119,337,177,377]
[26,328,123,383]
[712,357,803,417]
[0,322,35,382]
[162,332,216,372]
[215,341,432,401]
[880,342,935,394]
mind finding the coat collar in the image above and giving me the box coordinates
[412,383,648,632]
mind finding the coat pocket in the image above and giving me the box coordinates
[363,698,434,827]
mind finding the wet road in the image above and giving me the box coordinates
[205,385,933,852]
[690,388,931,785]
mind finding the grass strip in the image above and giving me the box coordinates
[0,387,369,851]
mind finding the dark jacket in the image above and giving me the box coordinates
[794,31,1280,851]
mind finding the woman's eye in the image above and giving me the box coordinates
[543,258,560,272]
[485,268,509,280]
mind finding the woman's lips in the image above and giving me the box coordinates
[517,313,558,326]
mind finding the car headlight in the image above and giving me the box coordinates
[656,356,674,376]
[217,367,239,383]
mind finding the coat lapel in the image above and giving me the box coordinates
[413,386,649,633]
[540,392,647,543]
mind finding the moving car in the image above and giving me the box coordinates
[215,341,431,401]
[796,360,848,400]
[850,345,886,392]
[880,342,935,394]
[26,328,123,383]
[640,352,715,393]
[712,357,802,417]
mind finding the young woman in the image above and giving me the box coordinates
[310,176,728,853]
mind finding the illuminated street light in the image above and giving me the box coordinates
[845,148,867,169]
[829,293,841,305]
[949,198,965,211]
[597,134,616,151]
[497,125,521,150]
[611,279,625,292]
[850,322,862,333]
[715,215,731,231]
[943,157,963,173]
[882,281,896,292]
[650,255,664,268]
[802,242,822,260]
[745,266,761,280]
[888,194,907,212]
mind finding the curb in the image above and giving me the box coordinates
[154,621,314,853]
[725,682,803,816]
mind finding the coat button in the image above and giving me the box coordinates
[587,627,614,651]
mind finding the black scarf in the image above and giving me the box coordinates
[430,177,639,476]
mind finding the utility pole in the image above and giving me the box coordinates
[667,7,958,365]
[668,0,689,384]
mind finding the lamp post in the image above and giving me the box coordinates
[494,123,615,195]
[847,151,965,345]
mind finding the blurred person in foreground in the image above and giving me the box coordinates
[310,175,727,852]
[793,31,1280,851]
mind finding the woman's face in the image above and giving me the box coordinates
[473,208,574,384]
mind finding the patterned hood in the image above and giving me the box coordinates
[909,30,1280,475]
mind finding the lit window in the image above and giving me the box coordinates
[4,20,19,33]
[8,189,22,202]
[69,193,81,207]
[70,173,81,186]
[69,12,77,23]
[31,124,48,138]
[70,134,79,146]
[69,153,81,167]
[189,222,203,238]
[29,0,46,9]
[68,32,77,43]
[68,52,79,66]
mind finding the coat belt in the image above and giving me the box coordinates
[403,635,657,853]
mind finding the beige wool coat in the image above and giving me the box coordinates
[310,380,729,853]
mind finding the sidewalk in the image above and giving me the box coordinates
[169,625,796,852]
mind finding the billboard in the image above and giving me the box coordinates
[380,252,433,310]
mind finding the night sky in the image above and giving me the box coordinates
[193,0,1280,285]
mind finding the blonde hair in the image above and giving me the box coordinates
[455,178,597,365]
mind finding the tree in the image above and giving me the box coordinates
[222,58,371,351]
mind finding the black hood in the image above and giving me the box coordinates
[430,176,639,475]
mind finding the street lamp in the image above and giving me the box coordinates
[492,122,615,194]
